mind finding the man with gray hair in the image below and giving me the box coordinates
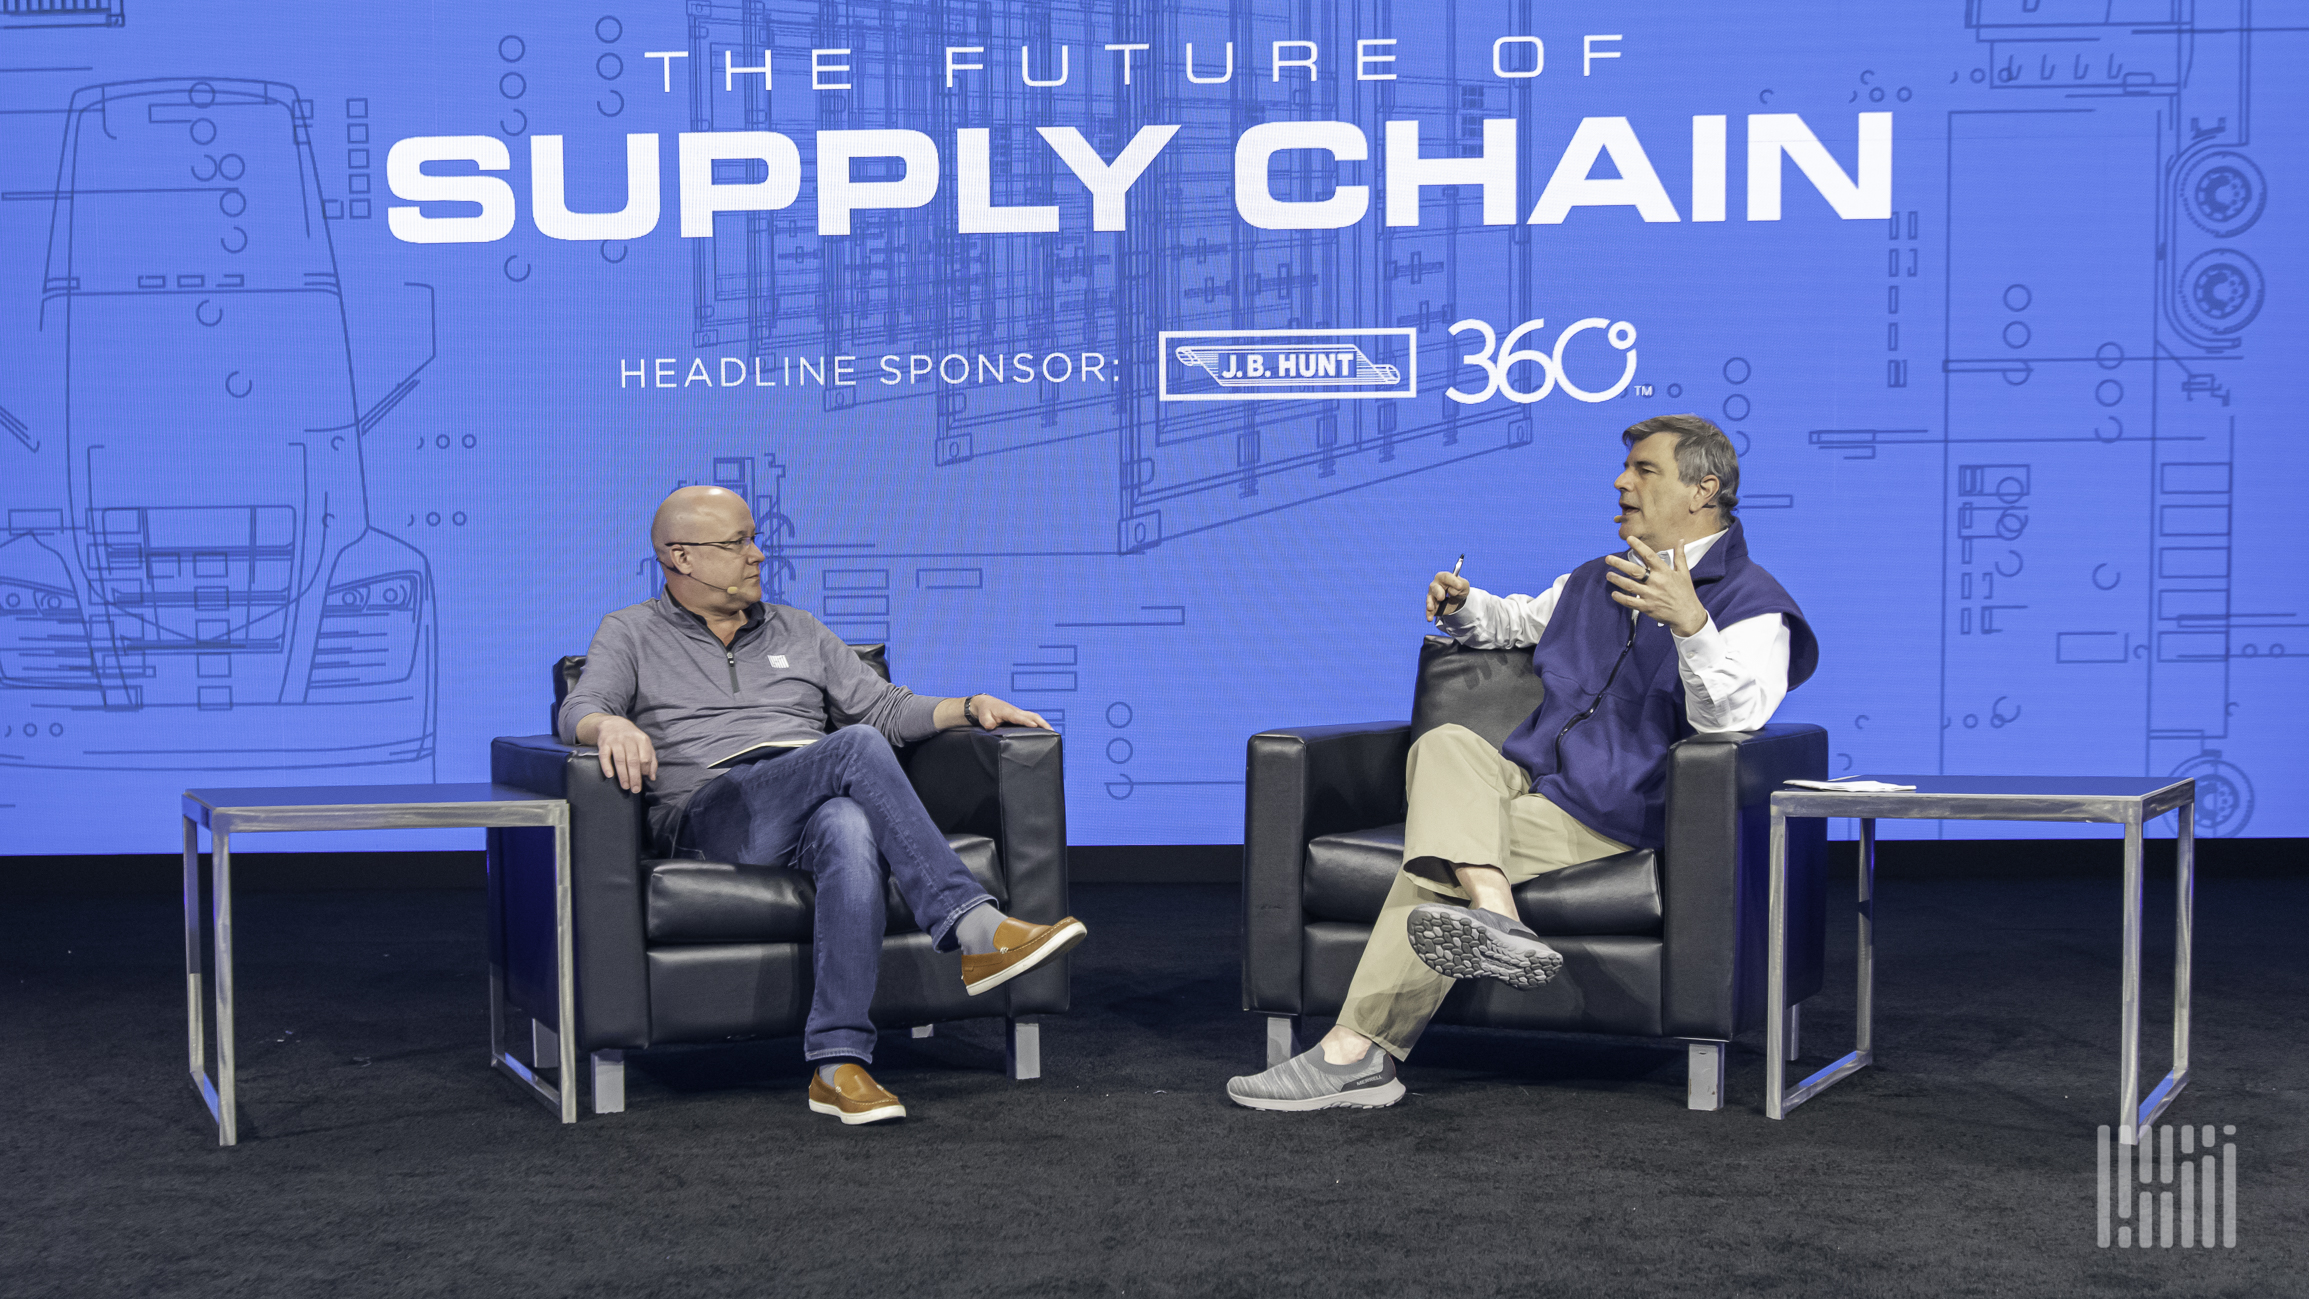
[1228,414,1818,1110]
[561,485,1087,1126]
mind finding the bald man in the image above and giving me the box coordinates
[558,486,1088,1125]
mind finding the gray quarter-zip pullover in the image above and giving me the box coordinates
[557,593,944,845]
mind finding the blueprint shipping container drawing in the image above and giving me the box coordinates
[0,79,437,772]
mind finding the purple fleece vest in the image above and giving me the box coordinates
[1497,519,1818,850]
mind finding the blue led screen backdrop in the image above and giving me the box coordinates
[0,2,2301,852]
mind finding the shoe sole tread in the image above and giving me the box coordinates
[1407,908,1562,990]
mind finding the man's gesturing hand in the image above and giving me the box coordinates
[589,715,658,793]
[1427,570,1471,621]
[1605,547,1709,638]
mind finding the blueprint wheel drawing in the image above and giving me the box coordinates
[2170,753,2252,838]
[2177,149,2266,239]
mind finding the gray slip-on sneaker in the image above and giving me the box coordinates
[1226,1044,1404,1112]
[1406,902,1564,990]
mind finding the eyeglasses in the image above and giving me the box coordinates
[666,532,765,554]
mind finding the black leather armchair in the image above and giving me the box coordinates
[1243,636,1828,1110]
[486,648,1070,1113]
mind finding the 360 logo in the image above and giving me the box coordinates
[1445,316,1638,405]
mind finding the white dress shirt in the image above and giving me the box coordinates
[1436,530,1792,734]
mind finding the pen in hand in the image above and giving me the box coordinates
[1429,553,1465,624]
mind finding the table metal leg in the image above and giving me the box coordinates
[2118,813,2144,1143]
[1858,817,1876,1057]
[183,817,215,1132]
[1770,815,1875,1119]
[1766,807,1787,1114]
[485,827,577,1122]
[486,833,507,1074]
[552,816,577,1123]
[488,1029,569,1117]
[2135,800,2194,1136]
[2176,800,2194,1079]
[212,829,237,1146]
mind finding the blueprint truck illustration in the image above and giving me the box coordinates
[0,78,436,772]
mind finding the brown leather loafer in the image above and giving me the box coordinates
[958,916,1088,996]
[807,1063,906,1125]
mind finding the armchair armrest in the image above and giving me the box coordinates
[488,735,652,1050]
[903,725,1070,1017]
[1243,722,1413,1015]
[904,726,1068,926]
[1659,723,1829,1039]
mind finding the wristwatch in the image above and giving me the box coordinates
[961,694,984,728]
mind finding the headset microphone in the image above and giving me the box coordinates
[663,548,754,597]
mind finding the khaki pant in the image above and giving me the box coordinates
[1335,723,1631,1060]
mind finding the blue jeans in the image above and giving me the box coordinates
[681,724,995,1063]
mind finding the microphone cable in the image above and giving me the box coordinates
[1550,573,1643,774]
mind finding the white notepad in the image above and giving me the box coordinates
[708,738,818,769]
[1783,778,1917,793]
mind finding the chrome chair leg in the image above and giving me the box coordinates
[1687,1040,1727,1112]
[1265,1014,1301,1068]
[1006,1018,1041,1080]
[591,1050,626,1115]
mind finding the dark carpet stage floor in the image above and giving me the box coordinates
[3,863,2302,1298]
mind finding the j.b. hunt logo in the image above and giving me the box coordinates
[1160,329,1414,400]
[1175,342,1401,389]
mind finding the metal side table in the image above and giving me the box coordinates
[1766,775,2195,1144]
[182,784,574,1145]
